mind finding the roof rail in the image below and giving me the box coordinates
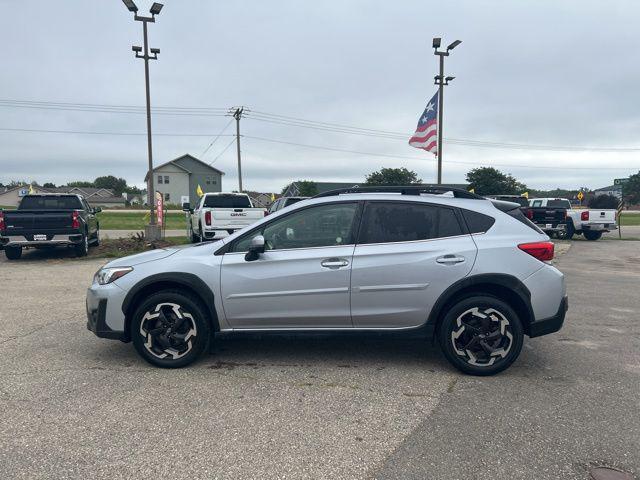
[312,185,484,200]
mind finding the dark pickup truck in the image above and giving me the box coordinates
[524,201,568,238]
[0,194,101,260]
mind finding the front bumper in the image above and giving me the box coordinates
[529,296,568,337]
[86,283,128,341]
[1,234,83,247]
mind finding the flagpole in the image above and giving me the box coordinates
[437,53,444,185]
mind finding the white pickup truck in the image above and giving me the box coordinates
[529,198,617,241]
[184,193,266,242]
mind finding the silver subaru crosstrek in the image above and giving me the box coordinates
[87,186,567,375]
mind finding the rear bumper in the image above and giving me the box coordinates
[582,223,616,232]
[529,296,568,337]
[534,222,566,233]
[1,233,83,247]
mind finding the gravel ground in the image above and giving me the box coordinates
[1,240,638,479]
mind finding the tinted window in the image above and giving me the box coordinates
[507,208,544,234]
[358,202,462,244]
[531,200,542,207]
[203,195,251,208]
[19,196,83,210]
[284,197,305,208]
[233,203,358,252]
[461,209,496,233]
[547,199,571,209]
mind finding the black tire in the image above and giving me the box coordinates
[131,290,211,368]
[75,232,89,257]
[4,246,22,260]
[188,223,199,243]
[565,221,575,240]
[438,295,524,376]
[584,231,602,241]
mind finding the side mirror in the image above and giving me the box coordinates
[182,202,191,212]
[244,235,265,261]
[94,207,102,213]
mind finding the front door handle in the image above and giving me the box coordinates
[436,254,465,265]
[321,257,349,269]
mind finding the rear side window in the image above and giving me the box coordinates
[358,202,463,244]
[18,196,83,210]
[461,209,496,234]
[203,195,251,208]
[507,208,544,234]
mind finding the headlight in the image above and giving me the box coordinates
[93,267,133,285]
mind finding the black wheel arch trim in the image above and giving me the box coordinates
[121,272,220,338]
[426,273,535,336]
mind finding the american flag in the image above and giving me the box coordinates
[408,91,438,154]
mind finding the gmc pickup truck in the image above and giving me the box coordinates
[528,198,617,241]
[0,194,100,260]
[184,192,266,242]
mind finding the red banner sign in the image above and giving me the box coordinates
[155,191,164,227]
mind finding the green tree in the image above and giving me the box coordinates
[42,182,56,188]
[94,176,128,195]
[66,180,95,188]
[623,172,640,204]
[365,167,422,185]
[588,194,619,209]
[281,180,318,196]
[466,167,527,195]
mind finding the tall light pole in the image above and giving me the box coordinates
[432,37,461,185]
[233,107,244,192]
[123,0,163,240]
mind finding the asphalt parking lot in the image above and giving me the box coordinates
[0,240,638,479]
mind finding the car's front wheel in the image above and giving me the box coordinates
[583,231,602,241]
[4,246,22,260]
[438,296,524,376]
[131,290,211,368]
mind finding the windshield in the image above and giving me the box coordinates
[203,195,252,208]
[547,199,571,209]
[18,196,83,210]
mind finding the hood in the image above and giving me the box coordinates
[105,247,180,267]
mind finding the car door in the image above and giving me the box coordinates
[83,199,97,237]
[220,201,361,329]
[350,201,477,329]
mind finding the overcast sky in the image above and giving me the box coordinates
[1,0,639,192]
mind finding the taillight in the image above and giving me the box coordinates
[204,211,212,226]
[581,211,589,221]
[518,241,554,262]
[525,209,533,220]
[0,211,5,231]
[71,210,80,229]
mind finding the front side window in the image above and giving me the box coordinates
[531,200,542,207]
[232,202,358,252]
[358,202,463,244]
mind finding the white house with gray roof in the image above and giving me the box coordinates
[145,154,225,205]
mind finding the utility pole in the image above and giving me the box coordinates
[123,0,164,240]
[432,37,461,185]
[233,107,244,192]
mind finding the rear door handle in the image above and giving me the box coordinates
[436,255,465,265]
[321,257,350,269]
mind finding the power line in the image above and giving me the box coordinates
[200,118,235,157]
[243,135,636,171]
[0,127,236,137]
[208,138,236,165]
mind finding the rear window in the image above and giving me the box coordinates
[203,195,251,208]
[18,196,83,210]
[507,208,544,234]
[358,202,463,244]
[461,210,495,233]
[547,199,571,209]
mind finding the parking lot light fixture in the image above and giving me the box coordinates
[447,39,462,51]
[123,0,163,240]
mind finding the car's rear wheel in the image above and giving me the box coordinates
[131,290,211,368]
[4,246,22,260]
[438,295,524,376]
[584,231,602,241]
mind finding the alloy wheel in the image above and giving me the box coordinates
[450,307,514,367]
[139,303,198,359]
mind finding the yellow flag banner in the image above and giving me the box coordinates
[469,188,475,194]
[522,191,529,199]
[196,185,204,197]
[28,184,35,194]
